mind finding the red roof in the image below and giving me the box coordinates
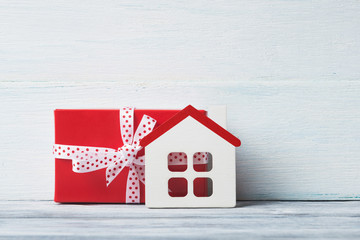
[140,105,241,147]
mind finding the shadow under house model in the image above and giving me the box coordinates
[140,105,241,208]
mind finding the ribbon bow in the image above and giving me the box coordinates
[53,107,156,203]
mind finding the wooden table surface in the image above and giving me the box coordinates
[1,201,359,239]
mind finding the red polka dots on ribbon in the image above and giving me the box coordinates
[53,144,122,173]
[136,164,145,184]
[133,114,156,147]
[105,160,126,187]
[126,164,141,203]
[133,155,145,166]
[120,107,134,145]
[194,152,209,164]
[167,152,208,165]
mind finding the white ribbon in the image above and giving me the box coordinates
[53,107,208,203]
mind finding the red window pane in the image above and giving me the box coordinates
[168,178,188,197]
[194,178,213,197]
[193,152,212,172]
[168,152,187,172]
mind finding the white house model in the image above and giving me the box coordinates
[140,105,241,208]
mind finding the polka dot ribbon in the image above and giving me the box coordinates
[168,152,208,165]
[53,107,208,203]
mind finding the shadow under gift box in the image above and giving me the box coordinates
[54,109,208,203]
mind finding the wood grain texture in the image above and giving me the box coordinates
[1,201,360,239]
[1,1,360,201]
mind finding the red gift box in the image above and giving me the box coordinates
[54,108,208,203]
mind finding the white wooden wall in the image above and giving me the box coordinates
[1,0,359,201]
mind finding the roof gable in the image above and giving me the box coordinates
[140,105,241,147]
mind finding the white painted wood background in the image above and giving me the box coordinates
[1,0,360,201]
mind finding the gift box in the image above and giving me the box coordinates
[54,108,209,203]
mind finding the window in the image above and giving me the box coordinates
[194,178,213,197]
[193,152,212,172]
[168,178,187,197]
[168,152,187,172]
[168,152,213,198]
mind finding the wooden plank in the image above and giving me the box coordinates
[0,201,359,239]
[1,1,360,201]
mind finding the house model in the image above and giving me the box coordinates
[140,105,241,208]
